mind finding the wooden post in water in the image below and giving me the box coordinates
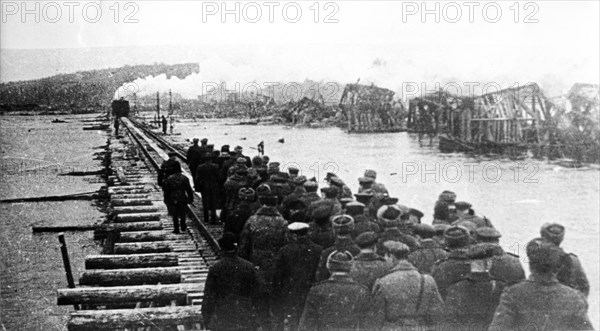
[58,233,78,310]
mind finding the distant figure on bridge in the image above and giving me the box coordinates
[114,117,120,136]
[161,115,168,134]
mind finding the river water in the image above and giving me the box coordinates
[165,118,600,326]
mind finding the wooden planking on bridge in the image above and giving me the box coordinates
[118,230,186,242]
[113,241,195,254]
[57,283,203,305]
[114,212,162,223]
[110,198,153,206]
[98,221,163,233]
[111,205,159,214]
[79,267,187,286]
[85,253,179,269]
[67,306,203,331]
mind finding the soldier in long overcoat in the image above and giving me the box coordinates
[195,153,220,223]
[350,231,391,290]
[408,223,448,274]
[162,162,194,234]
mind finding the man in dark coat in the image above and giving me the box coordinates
[161,115,168,134]
[162,162,194,234]
[474,227,526,285]
[431,225,473,299]
[350,231,391,290]
[158,152,179,187]
[452,201,494,229]
[372,241,444,330]
[306,187,341,219]
[186,138,203,178]
[347,201,380,239]
[540,222,590,297]
[488,238,593,331]
[222,168,249,224]
[314,214,360,282]
[408,223,449,274]
[376,205,420,254]
[298,251,376,331]
[238,187,289,330]
[195,153,220,224]
[202,233,259,330]
[307,205,336,249]
[274,222,323,331]
[442,244,507,331]
[300,181,320,207]
[224,187,260,242]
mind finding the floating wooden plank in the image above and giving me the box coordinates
[57,283,203,305]
[79,267,181,286]
[119,230,185,242]
[115,212,162,223]
[68,306,203,331]
[85,253,179,269]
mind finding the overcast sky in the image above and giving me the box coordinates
[1,1,598,96]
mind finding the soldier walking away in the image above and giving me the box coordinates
[113,116,120,135]
[202,233,259,331]
[408,223,449,274]
[350,231,392,290]
[431,225,473,300]
[185,138,203,178]
[238,186,289,331]
[195,153,220,224]
[162,162,194,234]
[540,222,590,297]
[372,241,444,330]
[161,115,168,134]
[158,151,180,187]
[298,251,377,331]
[442,244,507,331]
[274,222,323,331]
[314,214,360,282]
[488,238,593,331]
[224,188,260,241]
[473,227,525,285]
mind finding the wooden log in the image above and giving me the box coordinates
[114,242,176,254]
[119,230,184,242]
[115,212,161,223]
[111,205,160,214]
[108,185,147,193]
[79,267,181,286]
[96,222,163,236]
[111,198,152,206]
[57,283,203,305]
[67,306,203,331]
[85,253,179,269]
[110,193,149,200]
[32,224,97,233]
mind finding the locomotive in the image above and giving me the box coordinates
[111,98,130,118]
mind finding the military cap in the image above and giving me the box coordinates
[292,175,307,186]
[364,169,377,179]
[236,157,247,164]
[438,190,457,203]
[467,242,503,260]
[340,197,354,208]
[355,231,379,248]
[167,151,178,157]
[377,205,403,227]
[234,145,243,152]
[321,186,338,198]
[326,251,353,272]
[382,240,410,258]
[288,222,310,233]
[358,176,375,184]
[193,138,200,143]
[252,155,264,166]
[311,205,332,220]
[256,184,271,196]
[475,227,501,241]
[381,196,399,206]
[262,155,270,163]
[526,238,564,271]
[433,223,450,236]
[540,223,565,246]
[454,201,472,211]
[332,214,355,235]
[444,225,470,248]
[409,208,424,219]
[218,232,237,252]
[345,201,365,215]
[303,180,318,191]
[220,145,230,152]
[329,177,344,187]
[238,187,255,201]
[267,162,280,174]
[288,167,300,175]
[324,172,337,181]
[354,192,375,204]
[413,223,435,239]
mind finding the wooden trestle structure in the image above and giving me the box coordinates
[408,83,559,156]
[56,118,220,330]
[339,83,404,133]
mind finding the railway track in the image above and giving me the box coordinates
[57,117,224,330]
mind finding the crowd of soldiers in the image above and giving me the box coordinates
[157,137,593,331]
